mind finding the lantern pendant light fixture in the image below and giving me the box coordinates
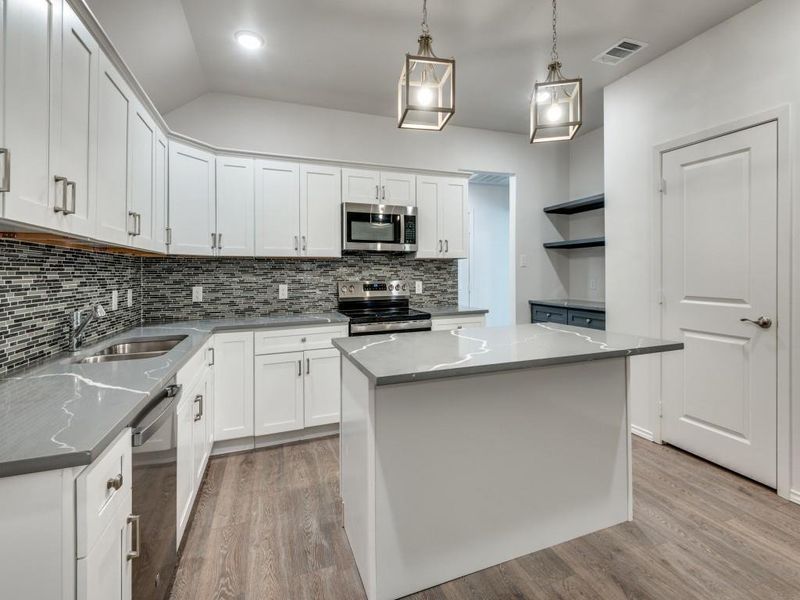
[530,0,582,143]
[397,0,455,131]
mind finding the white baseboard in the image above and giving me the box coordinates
[790,489,800,506]
[212,423,339,457]
[631,424,654,442]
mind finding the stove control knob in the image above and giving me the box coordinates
[402,284,407,291]
[348,285,355,293]
[340,285,347,293]
[388,284,394,291]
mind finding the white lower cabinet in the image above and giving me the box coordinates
[304,348,342,427]
[254,351,305,435]
[431,315,486,331]
[176,382,194,545]
[214,331,254,441]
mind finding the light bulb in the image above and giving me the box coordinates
[417,85,435,106]
[546,103,564,123]
[235,31,265,50]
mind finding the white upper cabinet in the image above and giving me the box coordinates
[380,171,416,205]
[216,155,255,256]
[129,101,156,249]
[95,56,132,245]
[342,168,380,204]
[415,175,468,259]
[300,164,341,258]
[0,0,60,230]
[54,2,98,237]
[168,141,215,255]
[153,131,168,251]
[255,159,300,256]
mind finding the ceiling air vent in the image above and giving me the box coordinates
[593,38,647,66]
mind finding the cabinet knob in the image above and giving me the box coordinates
[301,337,307,342]
[546,312,552,318]
[585,319,592,324]
[106,474,123,491]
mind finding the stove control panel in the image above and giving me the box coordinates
[338,280,410,299]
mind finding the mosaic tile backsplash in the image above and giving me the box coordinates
[1,240,458,373]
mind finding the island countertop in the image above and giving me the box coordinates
[332,322,683,386]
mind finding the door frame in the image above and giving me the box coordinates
[649,106,792,499]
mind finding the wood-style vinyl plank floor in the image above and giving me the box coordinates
[170,436,800,600]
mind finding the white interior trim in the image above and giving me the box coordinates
[650,106,793,499]
[631,424,655,442]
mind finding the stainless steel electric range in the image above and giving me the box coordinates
[337,280,432,336]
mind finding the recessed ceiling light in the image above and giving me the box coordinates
[235,30,264,50]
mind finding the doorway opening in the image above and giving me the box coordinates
[459,172,513,327]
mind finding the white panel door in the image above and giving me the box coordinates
[77,493,132,600]
[129,102,155,249]
[661,122,778,487]
[0,0,60,230]
[214,331,254,441]
[95,57,131,245]
[301,164,341,257]
[303,348,341,427]
[415,176,441,258]
[254,352,304,435]
[439,177,468,258]
[56,2,98,236]
[380,171,416,205]
[216,155,254,256]
[168,142,215,255]
[342,167,380,204]
[153,132,168,251]
[254,159,300,256]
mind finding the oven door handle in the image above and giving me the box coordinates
[350,319,432,334]
[131,385,181,447]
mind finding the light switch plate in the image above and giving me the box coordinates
[589,278,598,291]
[127,289,133,307]
[192,286,203,302]
[279,284,288,300]
[415,281,423,294]
[111,290,118,311]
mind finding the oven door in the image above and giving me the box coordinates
[342,202,417,252]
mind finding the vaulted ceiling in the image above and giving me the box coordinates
[86,0,760,134]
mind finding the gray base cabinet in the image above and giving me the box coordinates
[530,302,606,331]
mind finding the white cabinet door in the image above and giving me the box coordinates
[439,177,468,258]
[300,164,341,257]
[342,167,380,204]
[415,175,441,258]
[77,492,132,600]
[55,2,98,236]
[95,56,132,245]
[129,102,155,249]
[254,159,299,256]
[303,348,340,427]
[0,0,60,230]
[168,142,215,255]
[214,331,254,441]
[192,370,211,485]
[153,132,168,251]
[216,155,254,256]
[254,352,304,436]
[380,171,416,205]
[176,390,194,545]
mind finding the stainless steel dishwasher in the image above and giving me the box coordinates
[131,380,181,600]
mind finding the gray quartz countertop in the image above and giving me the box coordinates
[415,305,489,317]
[333,322,682,386]
[0,313,347,478]
[529,299,606,312]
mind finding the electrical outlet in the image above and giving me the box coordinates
[127,289,133,307]
[279,284,288,300]
[415,281,423,294]
[192,286,203,302]
[589,278,598,291]
[111,290,119,311]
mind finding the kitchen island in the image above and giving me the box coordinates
[333,323,682,600]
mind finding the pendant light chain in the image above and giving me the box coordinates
[551,0,559,63]
[421,0,430,35]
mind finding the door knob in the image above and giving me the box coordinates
[740,316,772,329]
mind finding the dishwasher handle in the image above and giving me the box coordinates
[132,384,181,447]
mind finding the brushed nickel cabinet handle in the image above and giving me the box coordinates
[438,240,443,253]
[106,473,123,491]
[208,347,215,366]
[306,357,310,375]
[211,232,217,249]
[53,176,68,213]
[135,212,141,236]
[128,211,137,235]
[65,180,77,215]
[165,227,172,245]
[302,235,307,251]
[217,233,222,249]
[194,394,203,421]
[375,184,380,200]
[127,514,140,561]
[381,185,386,200]
[294,235,299,251]
[297,359,302,377]
[0,148,10,192]
[445,239,449,253]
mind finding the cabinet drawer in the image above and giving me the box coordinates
[254,325,348,355]
[530,305,567,324]
[567,309,606,330]
[431,316,486,331]
[76,428,132,558]
[177,337,214,389]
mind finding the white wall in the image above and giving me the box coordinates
[166,93,570,323]
[566,127,605,301]
[604,0,800,497]
[460,182,511,326]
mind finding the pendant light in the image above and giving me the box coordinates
[397,0,455,131]
[530,0,582,143]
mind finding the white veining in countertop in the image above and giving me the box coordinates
[333,322,682,386]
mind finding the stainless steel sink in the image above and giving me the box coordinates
[77,336,187,364]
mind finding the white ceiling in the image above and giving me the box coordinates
[86,0,760,134]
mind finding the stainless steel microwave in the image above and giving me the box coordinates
[342,202,418,252]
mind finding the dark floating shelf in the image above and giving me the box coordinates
[543,236,606,250]
[544,193,605,215]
